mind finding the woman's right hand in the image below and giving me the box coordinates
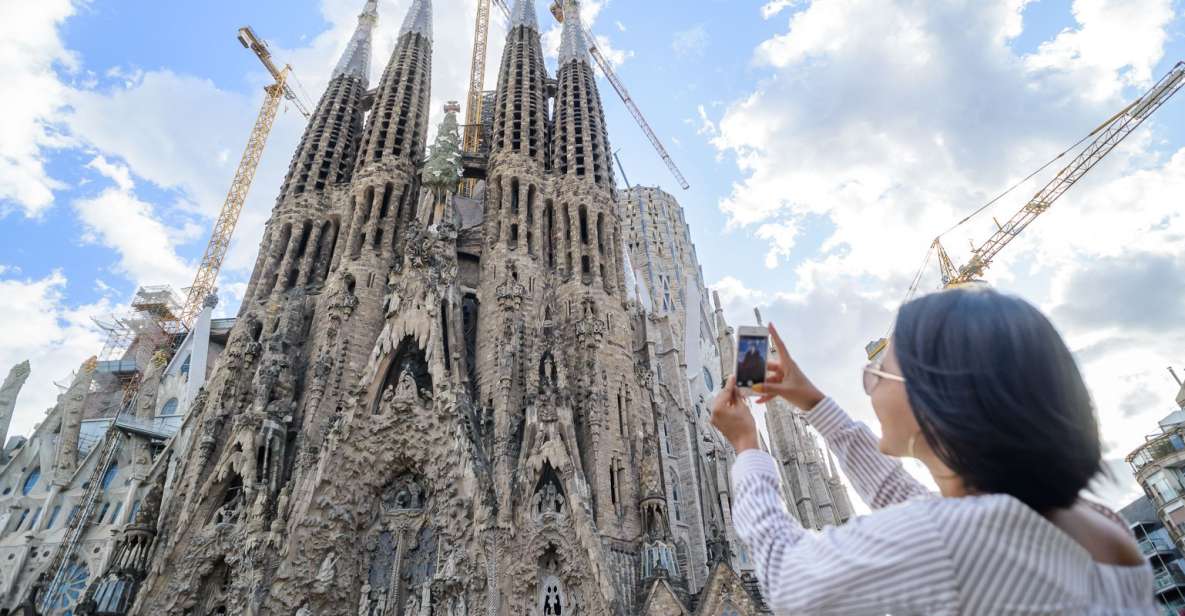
[755,323,826,411]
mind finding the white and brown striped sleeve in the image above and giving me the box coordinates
[805,397,931,509]
[731,450,958,613]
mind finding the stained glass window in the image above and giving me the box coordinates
[21,467,40,495]
[45,561,90,612]
[100,463,118,491]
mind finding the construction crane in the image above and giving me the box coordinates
[461,0,510,196]
[533,1,691,191]
[867,60,1185,359]
[176,27,312,329]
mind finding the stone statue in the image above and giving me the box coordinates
[394,369,419,404]
[317,552,337,585]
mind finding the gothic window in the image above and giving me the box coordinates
[180,354,191,377]
[617,392,625,436]
[101,462,118,490]
[663,421,672,455]
[401,525,438,611]
[510,178,521,216]
[21,467,40,495]
[27,507,41,530]
[537,549,567,616]
[670,468,682,523]
[46,505,61,529]
[579,205,589,245]
[43,561,90,612]
[544,201,556,269]
[462,294,480,401]
[440,300,452,374]
[596,213,605,255]
[160,398,180,417]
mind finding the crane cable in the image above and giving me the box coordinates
[935,128,1096,240]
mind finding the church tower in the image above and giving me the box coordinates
[129,2,381,612]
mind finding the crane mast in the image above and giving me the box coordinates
[177,27,311,328]
[938,61,1185,285]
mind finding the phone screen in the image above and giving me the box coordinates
[736,335,769,388]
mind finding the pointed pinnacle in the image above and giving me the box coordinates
[400,0,433,43]
[557,0,589,66]
[332,0,380,84]
[511,0,539,31]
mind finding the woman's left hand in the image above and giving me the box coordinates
[710,375,760,453]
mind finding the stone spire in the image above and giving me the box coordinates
[511,0,539,31]
[332,0,379,85]
[399,0,433,42]
[0,360,30,459]
[557,0,589,66]
[275,0,375,200]
[552,0,613,186]
[490,0,549,163]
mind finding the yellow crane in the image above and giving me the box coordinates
[867,61,1185,359]
[176,26,311,328]
[460,0,510,197]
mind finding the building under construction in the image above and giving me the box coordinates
[0,1,854,614]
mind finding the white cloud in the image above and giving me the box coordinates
[0,0,78,218]
[0,271,109,439]
[761,0,799,20]
[672,24,709,58]
[1025,0,1175,100]
[542,0,634,69]
[74,157,193,289]
[707,0,1184,509]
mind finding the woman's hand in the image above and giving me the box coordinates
[710,375,760,453]
[754,323,826,411]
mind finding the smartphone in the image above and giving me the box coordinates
[735,326,769,395]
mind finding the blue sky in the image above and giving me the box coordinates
[2,0,1184,506]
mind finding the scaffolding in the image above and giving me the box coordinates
[92,286,187,409]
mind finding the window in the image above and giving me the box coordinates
[21,467,40,495]
[27,507,42,530]
[670,468,682,522]
[160,398,179,416]
[101,464,119,491]
[46,506,61,530]
[110,502,123,525]
[180,354,191,377]
[703,367,715,392]
[1150,471,1180,503]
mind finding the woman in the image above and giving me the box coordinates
[711,287,1155,615]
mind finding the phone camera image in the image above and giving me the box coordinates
[736,335,769,388]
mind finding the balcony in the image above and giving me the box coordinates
[1131,432,1185,473]
[1140,535,1178,557]
[1154,568,1185,595]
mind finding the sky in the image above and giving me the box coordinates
[1,0,1183,508]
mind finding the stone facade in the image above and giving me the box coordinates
[0,298,228,615]
[2,1,856,614]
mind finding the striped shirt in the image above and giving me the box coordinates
[730,397,1157,615]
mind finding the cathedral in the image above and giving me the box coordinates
[0,1,852,614]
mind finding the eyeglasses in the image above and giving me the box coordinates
[862,360,905,395]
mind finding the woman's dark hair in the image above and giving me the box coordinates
[893,286,1101,512]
